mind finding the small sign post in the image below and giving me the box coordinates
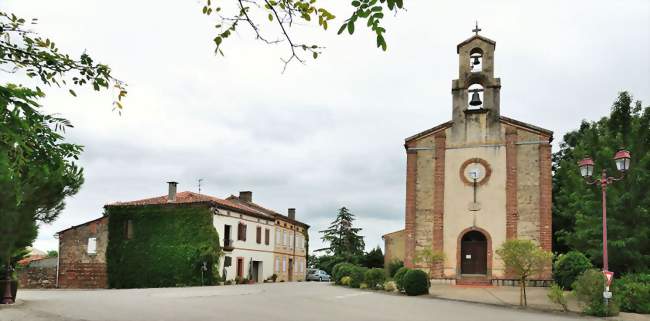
[604,271,614,287]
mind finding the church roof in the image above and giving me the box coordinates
[457,35,496,53]
[404,116,553,145]
[404,121,453,144]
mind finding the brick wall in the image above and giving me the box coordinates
[432,133,446,276]
[58,216,108,288]
[404,148,417,268]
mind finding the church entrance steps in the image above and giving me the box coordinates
[456,275,491,286]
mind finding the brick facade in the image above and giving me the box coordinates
[538,134,553,279]
[505,127,518,240]
[57,216,108,288]
[432,133,446,276]
[404,148,417,268]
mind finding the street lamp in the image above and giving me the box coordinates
[578,149,631,305]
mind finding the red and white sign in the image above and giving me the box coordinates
[604,271,614,286]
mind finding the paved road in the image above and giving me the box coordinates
[0,282,598,321]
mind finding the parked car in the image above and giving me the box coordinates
[306,269,331,282]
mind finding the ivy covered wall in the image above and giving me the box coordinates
[106,203,221,288]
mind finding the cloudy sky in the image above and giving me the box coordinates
[2,0,649,254]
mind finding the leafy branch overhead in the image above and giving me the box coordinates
[0,11,126,110]
[201,0,404,71]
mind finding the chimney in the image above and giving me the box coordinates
[167,181,178,202]
[239,191,252,203]
[288,208,296,220]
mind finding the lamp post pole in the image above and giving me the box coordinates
[578,149,631,310]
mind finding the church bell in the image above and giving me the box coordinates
[472,56,481,65]
[469,91,482,106]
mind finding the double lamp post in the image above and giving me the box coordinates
[577,149,631,302]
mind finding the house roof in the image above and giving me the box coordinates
[226,195,310,228]
[381,229,405,239]
[106,191,309,227]
[457,34,496,53]
[105,191,265,217]
[57,215,107,235]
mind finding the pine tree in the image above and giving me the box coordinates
[318,207,365,257]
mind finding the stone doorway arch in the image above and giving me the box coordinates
[457,227,492,278]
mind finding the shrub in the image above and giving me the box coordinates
[383,281,396,292]
[613,273,650,314]
[387,260,404,278]
[573,269,619,316]
[359,283,368,289]
[271,274,278,282]
[349,266,368,289]
[403,269,429,296]
[553,251,592,290]
[341,276,352,286]
[394,267,410,292]
[547,283,568,312]
[364,268,387,290]
[333,263,357,285]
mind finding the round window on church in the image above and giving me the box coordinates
[459,158,492,186]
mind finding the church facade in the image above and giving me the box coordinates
[388,29,553,284]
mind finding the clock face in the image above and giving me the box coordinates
[460,158,492,186]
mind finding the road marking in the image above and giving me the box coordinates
[334,292,373,299]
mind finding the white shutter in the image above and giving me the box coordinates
[282,257,286,272]
[87,237,97,254]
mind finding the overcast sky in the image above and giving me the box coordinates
[2,0,649,254]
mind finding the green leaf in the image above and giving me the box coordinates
[347,21,355,34]
[69,89,77,97]
[337,23,347,35]
[313,52,318,59]
[268,13,273,21]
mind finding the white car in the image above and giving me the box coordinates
[306,269,331,282]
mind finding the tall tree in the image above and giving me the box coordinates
[363,246,384,268]
[1,11,122,303]
[199,0,405,70]
[1,85,84,302]
[553,92,649,273]
[318,207,365,257]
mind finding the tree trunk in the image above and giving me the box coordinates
[519,279,524,306]
[521,278,528,307]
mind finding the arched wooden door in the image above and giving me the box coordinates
[460,231,487,275]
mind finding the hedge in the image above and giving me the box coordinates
[553,251,592,290]
[394,267,410,292]
[333,262,357,285]
[573,269,619,316]
[364,268,386,290]
[106,203,221,288]
[613,273,650,314]
[403,269,429,296]
[349,266,368,288]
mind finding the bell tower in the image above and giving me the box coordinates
[450,23,501,145]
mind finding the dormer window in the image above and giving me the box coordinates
[470,48,483,72]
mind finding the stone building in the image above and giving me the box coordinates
[387,27,553,285]
[56,183,309,287]
[382,230,405,269]
[56,216,109,288]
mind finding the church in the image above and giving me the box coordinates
[384,27,553,285]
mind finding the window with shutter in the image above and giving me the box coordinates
[265,229,270,245]
[282,257,286,272]
[238,223,248,241]
[256,226,262,244]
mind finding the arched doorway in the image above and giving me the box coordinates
[460,231,487,275]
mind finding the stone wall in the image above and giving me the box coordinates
[383,230,405,268]
[58,216,108,288]
[18,265,57,289]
